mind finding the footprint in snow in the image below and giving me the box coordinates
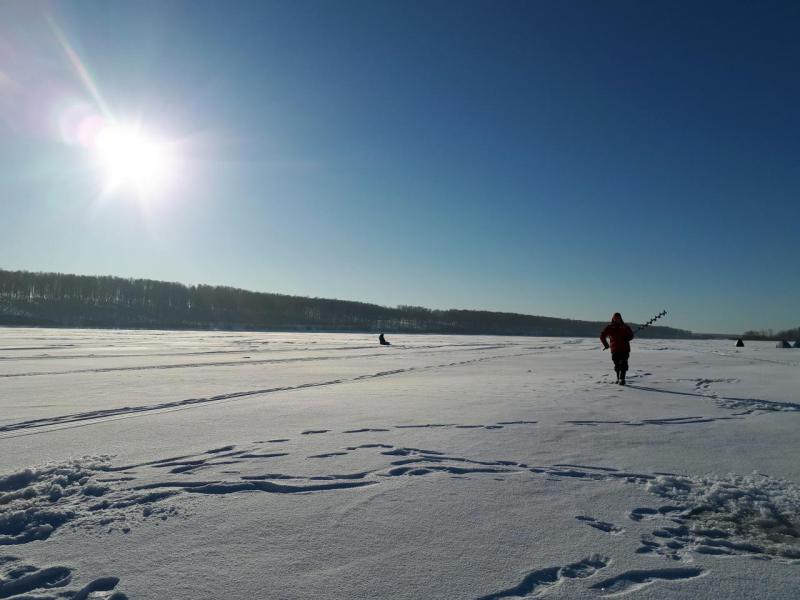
[575,516,625,535]
[476,554,609,599]
[589,567,707,596]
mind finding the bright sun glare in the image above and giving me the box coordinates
[92,123,173,197]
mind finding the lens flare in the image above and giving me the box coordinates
[45,16,178,202]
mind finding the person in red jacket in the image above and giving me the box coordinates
[600,312,634,385]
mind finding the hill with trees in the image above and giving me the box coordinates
[0,268,692,338]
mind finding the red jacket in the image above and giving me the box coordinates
[600,322,634,353]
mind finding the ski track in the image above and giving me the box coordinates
[565,415,742,427]
[0,341,521,363]
[0,351,535,438]
[0,343,519,378]
[626,381,800,414]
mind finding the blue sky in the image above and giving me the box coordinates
[1,1,798,334]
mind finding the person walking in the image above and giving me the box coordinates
[600,313,634,385]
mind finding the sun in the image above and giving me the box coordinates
[92,123,173,197]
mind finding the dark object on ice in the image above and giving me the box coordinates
[600,313,634,385]
[794,340,800,348]
[736,338,744,347]
[777,340,791,348]
[379,333,391,346]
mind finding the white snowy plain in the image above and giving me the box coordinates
[0,328,798,599]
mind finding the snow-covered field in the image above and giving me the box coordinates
[1,328,798,599]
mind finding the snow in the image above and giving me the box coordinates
[0,327,798,598]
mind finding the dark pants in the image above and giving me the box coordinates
[611,351,630,378]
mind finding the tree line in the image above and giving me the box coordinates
[0,268,692,338]
[742,327,800,341]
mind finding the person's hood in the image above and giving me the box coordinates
[612,312,623,324]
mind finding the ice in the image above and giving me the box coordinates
[0,328,798,598]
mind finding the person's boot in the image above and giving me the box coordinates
[615,368,620,384]
[619,371,626,386]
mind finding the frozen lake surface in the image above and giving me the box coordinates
[1,328,798,599]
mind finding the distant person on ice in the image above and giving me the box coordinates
[379,333,391,346]
[600,313,634,385]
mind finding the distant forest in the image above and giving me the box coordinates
[0,268,693,338]
[742,327,800,341]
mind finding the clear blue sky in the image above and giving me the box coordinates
[1,1,798,334]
